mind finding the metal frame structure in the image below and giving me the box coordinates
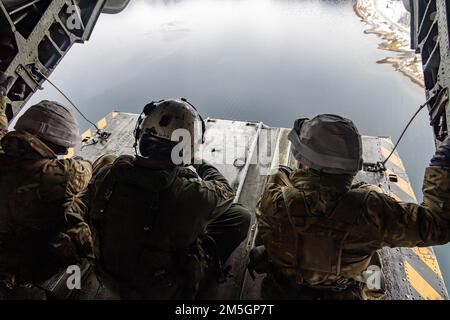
[0,0,129,122]
[410,0,450,142]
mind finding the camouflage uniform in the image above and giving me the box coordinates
[0,96,93,299]
[89,155,251,300]
[256,165,450,300]
[0,96,8,138]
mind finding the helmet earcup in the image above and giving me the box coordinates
[180,98,206,144]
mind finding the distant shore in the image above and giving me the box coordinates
[353,0,424,88]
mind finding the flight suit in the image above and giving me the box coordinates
[89,154,251,299]
[256,165,450,300]
[0,95,93,299]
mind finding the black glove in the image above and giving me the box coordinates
[248,245,272,280]
[0,71,13,96]
[430,136,450,167]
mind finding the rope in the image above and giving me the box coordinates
[380,94,436,168]
[33,69,101,133]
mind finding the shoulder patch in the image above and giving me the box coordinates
[217,183,234,199]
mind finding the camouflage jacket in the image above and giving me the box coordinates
[256,166,450,287]
[0,96,8,139]
[0,96,93,285]
[89,156,235,298]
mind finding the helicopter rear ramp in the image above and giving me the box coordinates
[73,112,449,300]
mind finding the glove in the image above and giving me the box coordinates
[430,136,450,167]
[48,221,95,266]
[247,245,272,280]
[0,71,13,96]
[48,232,80,266]
[65,222,95,260]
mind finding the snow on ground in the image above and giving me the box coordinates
[354,0,424,87]
[377,0,410,32]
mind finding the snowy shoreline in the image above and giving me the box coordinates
[353,0,424,88]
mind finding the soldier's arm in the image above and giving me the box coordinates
[195,162,233,193]
[255,167,291,245]
[256,183,283,246]
[63,158,93,221]
[184,162,235,222]
[365,166,450,247]
[48,159,94,262]
[0,73,12,140]
[0,96,9,140]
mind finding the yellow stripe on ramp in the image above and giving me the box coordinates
[381,146,405,171]
[404,261,445,300]
[386,170,417,201]
[411,247,444,278]
[97,117,107,130]
[64,147,74,159]
[389,192,403,202]
[81,128,92,141]
[384,137,394,147]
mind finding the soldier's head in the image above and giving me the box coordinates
[14,100,79,155]
[288,114,363,177]
[134,99,204,165]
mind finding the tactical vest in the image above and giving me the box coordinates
[89,156,207,299]
[0,156,78,285]
[265,184,374,287]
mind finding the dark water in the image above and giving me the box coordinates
[25,0,450,287]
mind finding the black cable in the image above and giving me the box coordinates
[34,69,101,133]
[381,94,436,167]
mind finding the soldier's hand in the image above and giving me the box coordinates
[65,222,95,260]
[0,71,13,96]
[178,166,199,179]
[430,136,450,167]
[193,159,215,176]
[192,155,208,168]
[248,245,271,280]
[48,232,80,266]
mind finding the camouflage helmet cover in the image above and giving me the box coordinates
[14,100,79,148]
[288,114,363,174]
